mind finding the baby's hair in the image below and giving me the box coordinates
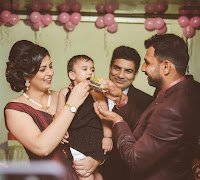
[67,55,94,81]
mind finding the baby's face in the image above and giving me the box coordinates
[71,59,95,85]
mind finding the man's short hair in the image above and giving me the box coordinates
[110,46,141,73]
[145,34,189,75]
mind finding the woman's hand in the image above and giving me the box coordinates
[73,156,100,177]
[67,81,90,108]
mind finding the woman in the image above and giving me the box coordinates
[4,40,100,179]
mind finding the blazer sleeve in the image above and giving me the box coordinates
[112,105,182,173]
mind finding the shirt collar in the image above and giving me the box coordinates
[157,75,186,97]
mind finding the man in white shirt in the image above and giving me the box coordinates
[100,46,154,180]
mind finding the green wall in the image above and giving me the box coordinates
[0,17,200,151]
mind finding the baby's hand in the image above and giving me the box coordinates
[60,131,69,144]
[102,137,113,154]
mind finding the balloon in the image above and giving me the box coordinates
[178,7,191,15]
[95,16,105,28]
[59,3,71,12]
[12,2,20,10]
[178,16,189,28]
[96,3,105,13]
[30,1,41,11]
[156,25,167,34]
[9,14,19,25]
[70,12,81,25]
[42,2,53,11]
[183,25,195,38]
[30,11,41,23]
[41,14,52,26]
[1,1,11,10]
[33,21,44,30]
[103,13,115,26]
[145,4,156,14]
[154,17,165,30]
[58,12,70,23]
[105,3,115,13]
[107,21,118,33]
[65,21,76,32]
[71,2,82,12]
[192,10,200,16]
[144,18,155,31]
[155,3,168,13]
[190,16,200,28]
[0,10,11,23]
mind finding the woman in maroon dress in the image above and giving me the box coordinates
[4,40,100,179]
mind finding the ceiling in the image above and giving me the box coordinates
[1,0,200,19]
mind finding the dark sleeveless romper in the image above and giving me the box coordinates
[4,102,78,180]
[66,90,104,160]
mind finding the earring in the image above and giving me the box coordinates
[25,80,30,91]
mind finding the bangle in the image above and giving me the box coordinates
[114,89,122,105]
[115,95,128,109]
[99,159,105,165]
[192,164,200,172]
[103,137,112,139]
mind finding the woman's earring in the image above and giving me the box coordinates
[25,80,30,91]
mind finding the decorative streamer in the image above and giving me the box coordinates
[104,27,109,56]
[34,26,42,45]
[186,38,193,75]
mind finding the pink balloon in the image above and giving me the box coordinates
[103,13,115,26]
[30,11,41,23]
[107,21,118,33]
[1,10,11,23]
[144,18,155,31]
[30,1,41,11]
[59,3,71,12]
[2,1,11,10]
[96,3,105,13]
[178,16,189,28]
[65,21,76,32]
[42,2,53,11]
[104,3,115,13]
[156,25,167,34]
[95,16,105,28]
[0,16,5,25]
[192,10,200,16]
[145,4,156,14]
[178,7,191,15]
[9,14,19,25]
[190,16,200,28]
[70,12,81,25]
[183,25,195,38]
[71,2,82,12]
[154,17,165,30]
[58,12,70,23]
[155,3,168,13]
[41,14,52,26]
[12,2,20,10]
[33,21,44,30]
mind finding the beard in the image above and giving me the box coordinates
[148,75,163,88]
[147,66,163,88]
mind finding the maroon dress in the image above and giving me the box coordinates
[4,102,78,180]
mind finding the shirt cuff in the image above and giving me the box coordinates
[115,95,128,109]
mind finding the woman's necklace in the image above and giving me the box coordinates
[23,90,51,114]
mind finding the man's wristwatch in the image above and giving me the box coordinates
[65,103,77,113]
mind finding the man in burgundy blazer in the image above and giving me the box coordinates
[95,34,200,180]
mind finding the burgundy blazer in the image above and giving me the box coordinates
[113,75,200,180]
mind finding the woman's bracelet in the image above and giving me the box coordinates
[103,137,113,139]
[99,159,105,165]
